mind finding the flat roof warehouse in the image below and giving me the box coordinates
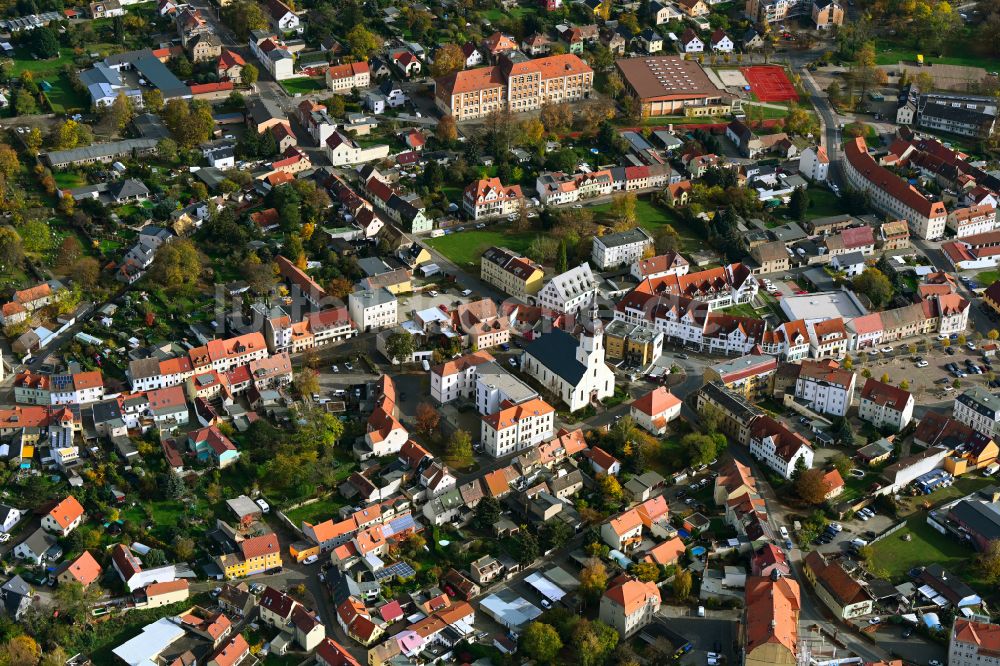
[615,56,733,102]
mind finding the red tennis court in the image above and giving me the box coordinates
[741,66,799,103]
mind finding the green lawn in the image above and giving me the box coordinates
[591,197,704,253]
[53,171,87,188]
[868,515,980,583]
[280,77,326,95]
[874,46,998,71]
[975,270,1000,287]
[427,229,541,269]
[481,5,537,20]
[284,489,355,526]
[43,75,89,113]
[13,45,114,78]
[719,302,760,318]
[804,186,844,219]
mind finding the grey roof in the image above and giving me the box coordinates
[109,178,150,200]
[103,47,154,67]
[19,528,57,558]
[957,387,1000,419]
[247,98,285,126]
[921,102,995,128]
[358,257,392,277]
[594,227,652,249]
[0,504,21,527]
[132,113,171,140]
[949,499,1000,542]
[195,167,227,189]
[350,288,396,308]
[834,251,867,267]
[134,55,191,99]
[91,398,124,424]
[1,575,30,598]
[44,138,158,167]
[523,328,588,386]
[769,221,808,243]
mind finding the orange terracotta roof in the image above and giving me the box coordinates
[631,386,681,417]
[47,496,84,530]
[603,576,659,615]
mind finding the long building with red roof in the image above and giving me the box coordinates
[843,137,947,240]
[435,53,593,120]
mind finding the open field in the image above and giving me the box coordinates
[868,514,990,594]
[426,229,540,269]
[592,197,704,253]
[284,494,351,525]
[280,77,326,95]
[43,75,89,113]
[874,46,997,71]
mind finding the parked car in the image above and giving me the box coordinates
[255,498,270,513]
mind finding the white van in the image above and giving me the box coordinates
[985,462,1000,476]
[421,359,431,371]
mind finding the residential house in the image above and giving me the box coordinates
[748,415,814,479]
[858,378,914,431]
[599,576,661,637]
[803,550,873,619]
[744,576,800,666]
[630,386,682,435]
[793,359,856,416]
[480,246,544,299]
[42,496,85,536]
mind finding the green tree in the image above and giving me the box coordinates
[789,186,810,221]
[0,144,19,179]
[474,496,501,531]
[556,239,569,274]
[512,530,540,564]
[977,539,1000,582]
[629,561,661,582]
[795,467,828,504]
[672,568,693,600]
[430,43,465,78]
[293,368,320,397]
[13,89,37,116]
[30,27,59,58]
[148,238,203,290]
[347,25,380,59]
[143,88,164,113]
[109,90,134,131]
[384,331,415,363]
[853,268,894,309]
[445,429,473,469]
[572,620,619,666]
[580,559,609,600]
[521,623,563,663]
[831,453,855,478]
[242,63,259,86]
[0,226,24,270]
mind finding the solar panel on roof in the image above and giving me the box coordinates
[373,561,416,580]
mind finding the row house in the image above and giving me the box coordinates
[189,332,269,374]
[535,169,614,206]
[326,61,370,92]
[759,320,811,361]
[631,251,690,281]
[808,318,849,359]
[430,351,496,404]
[948,204,998,238]
[128,356,195,392]
[480,246,544,299]
[858,377,914,431]
[462,177,522,220]
[748,415,814,479]
[844,137,948,240]
[480,398,555,458]
[792,359,856,417]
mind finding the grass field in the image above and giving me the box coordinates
[591,197,704,253]
[427,229,541,269]
[805,186,843,219]
[280,77,326,95]
[869,515,983,585]
[975,270,1000,287]
[719,302,760,318]
[13,45,115,77]
[874,46,998,71]
[284,493,352,525]
[481,5,537,20]
[53,171,87,188]
[42,75,89,113]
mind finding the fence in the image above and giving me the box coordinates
[867,519,907,545]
